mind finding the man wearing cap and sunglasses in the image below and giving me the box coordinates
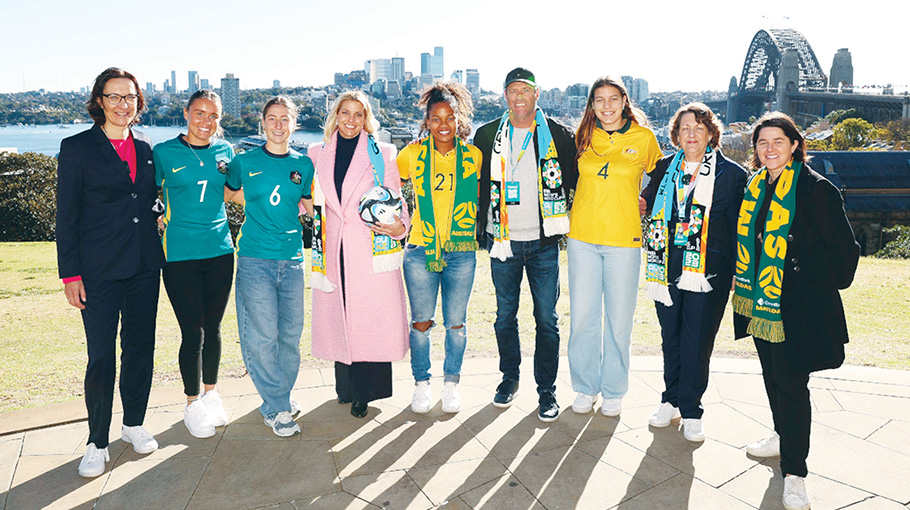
[473,68,577,422]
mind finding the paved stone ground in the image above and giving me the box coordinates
[1,356,908,510]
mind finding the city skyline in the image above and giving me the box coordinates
[1,0,907,95]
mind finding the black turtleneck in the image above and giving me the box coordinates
[334,133,360,201]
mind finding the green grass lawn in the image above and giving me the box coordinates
[1,242,907,414]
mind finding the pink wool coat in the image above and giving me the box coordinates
[308,132,410,364]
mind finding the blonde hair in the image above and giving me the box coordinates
[323,90,380,143]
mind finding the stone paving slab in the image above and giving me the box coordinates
[0,356,908,510]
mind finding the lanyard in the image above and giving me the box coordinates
[508,119,537,167]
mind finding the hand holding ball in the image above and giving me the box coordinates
[359,186,403,226]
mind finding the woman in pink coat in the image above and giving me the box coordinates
[308,90,410,418]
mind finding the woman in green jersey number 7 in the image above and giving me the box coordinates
[153,90,236,440]
[225,96,315,437]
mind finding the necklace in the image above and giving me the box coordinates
[184,135,211,167]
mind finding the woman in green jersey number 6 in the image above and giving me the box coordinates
[225,96,314,437]
[153,90,236,440]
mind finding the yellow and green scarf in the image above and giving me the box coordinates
[732,159,801,343]
[413,135,478,272]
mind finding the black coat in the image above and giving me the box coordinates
[641,150,747,280]
[472,116,578,246]
[734,164,860,374]
[56,124,166,281]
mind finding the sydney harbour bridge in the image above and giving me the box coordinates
[714,28,910,124]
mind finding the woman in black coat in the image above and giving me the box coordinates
[641,103,747,443]
[56,68,166,478]
[734,112,859,510]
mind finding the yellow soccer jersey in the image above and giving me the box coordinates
[569,121,661,247]
[398,141,482,247]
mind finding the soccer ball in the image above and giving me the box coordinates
[359,185,403,226]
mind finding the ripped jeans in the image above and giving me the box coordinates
[403,244,476,383]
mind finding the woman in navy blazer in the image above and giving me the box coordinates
[56,67,166,478]
[640,103,747,442]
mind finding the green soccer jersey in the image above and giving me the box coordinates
[226,147,314,261]
[154,136,235,262]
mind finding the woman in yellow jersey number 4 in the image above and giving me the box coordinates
[567,76,661,418]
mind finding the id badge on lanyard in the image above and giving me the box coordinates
[505,122,535,206]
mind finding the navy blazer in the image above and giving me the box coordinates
[641,149,747,278]
[56,124,166,281]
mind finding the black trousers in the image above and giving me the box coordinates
[81,268,160,449]
[335,362,393,403]
[655,270,732,419]
[163,253,234,396]
[754,338,811,478]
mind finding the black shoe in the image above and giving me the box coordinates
[493,379,519,408]
[337,396,351,405]
[538,391,559,423]
[351,401,368,418]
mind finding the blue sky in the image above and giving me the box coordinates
[2,0,906,94]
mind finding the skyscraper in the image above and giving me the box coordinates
[432,47,444,78]
[391,57,405,84]
[420,53,431,75]
[188,71,199,94]
[221,73,240,118]
[170,70,177,93]
[200,79,209,90]
[466,69,480,95]
[451,70,463,84]
[369,59,392,84]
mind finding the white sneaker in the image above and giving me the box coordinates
[121,425,159,454]
[77,443,109,478]
[648,402,681,427]
[783,475,810,510]
[746,433,781,457]
[411,380,432,414]
[441,382,461,413]
[600,398,622,417]
[263,411,300,437]
[572,393,597,414]
[682,418,705,442]
[200,390,228,427]
[185,399,216,438]
[289,398,301,418]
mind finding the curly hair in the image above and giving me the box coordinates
[417,81,473,140]
[668,102,723,150]
[575,75,649,155]
[86,67,144,126]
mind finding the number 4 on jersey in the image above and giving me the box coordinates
[598,162,609,179]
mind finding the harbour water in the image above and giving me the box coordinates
[0,124,324,157]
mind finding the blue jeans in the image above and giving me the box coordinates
[235,256,305,419]
[403,245,476,383]
[567,238,640,399]
[488,236,560,396]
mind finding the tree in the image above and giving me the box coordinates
[0,152,58,241]
[830,118,874,150]
[875,225,910,259]
[876,118,910,150]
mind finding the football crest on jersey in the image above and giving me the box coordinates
[290,171,302,185]
[216,159,230,175]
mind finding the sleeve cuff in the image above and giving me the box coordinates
[62,276,82,284]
